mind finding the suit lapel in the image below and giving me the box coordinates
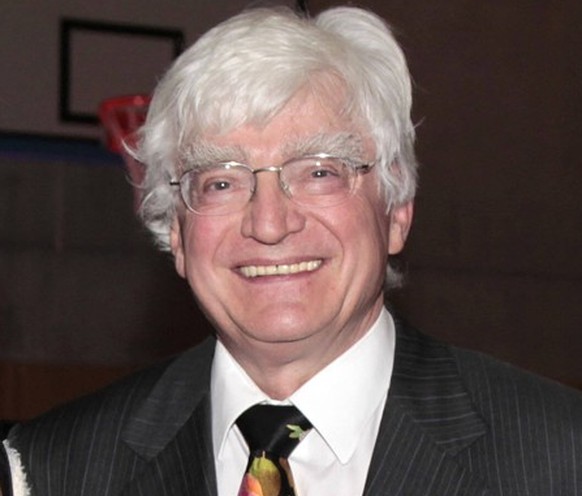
[114,322,490,495]
[121,394,216,496]
[364,323,490,495]
[121,337,218,496]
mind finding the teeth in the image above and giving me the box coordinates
[240,260,322,278]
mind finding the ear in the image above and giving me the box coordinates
[388,201,414,255]
[170,217,186,278]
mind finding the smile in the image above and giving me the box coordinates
[239,260,322,278]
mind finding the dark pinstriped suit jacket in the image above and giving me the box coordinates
[8,322,582,495]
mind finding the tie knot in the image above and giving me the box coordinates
[236,404,312,458]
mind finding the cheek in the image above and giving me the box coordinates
[341,195,391,253]
[180,218,229,275]
[321,200,390,278]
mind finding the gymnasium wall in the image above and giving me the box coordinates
[1,0,581,420]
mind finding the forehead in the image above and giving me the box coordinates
[189,89,372,163]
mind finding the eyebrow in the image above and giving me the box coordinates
[284,133,365,160]
[181,132,366,170]
[179,142,245,170]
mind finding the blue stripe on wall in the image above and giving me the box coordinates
[0,133,124,166]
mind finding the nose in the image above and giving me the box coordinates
[240,171,305,244]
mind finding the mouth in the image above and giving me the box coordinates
[239,259,322,278]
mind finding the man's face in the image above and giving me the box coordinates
[171,90,412,376]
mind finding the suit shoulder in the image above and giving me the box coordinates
[395,320,582,426]
[452,344,582,423]
[8,358,168,450]
[6,339,215,494]
[8,338,215,459]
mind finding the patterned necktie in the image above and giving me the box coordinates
[236,404,312,496]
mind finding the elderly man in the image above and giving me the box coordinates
[4,6,582,496]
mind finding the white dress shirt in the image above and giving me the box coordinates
[211,308,396,496]
[3,439,30,496]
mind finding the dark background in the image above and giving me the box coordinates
[1,0,580,420]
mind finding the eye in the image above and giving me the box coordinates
[304,158,346,183]
[310,167,340,179]
[203,178,232,193]
[283,157,350,198]
[193,165,251,200]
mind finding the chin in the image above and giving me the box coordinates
[242,316,322,345]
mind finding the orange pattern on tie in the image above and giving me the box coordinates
[237,405,312,496]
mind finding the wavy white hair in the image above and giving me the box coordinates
[134,6,417,285]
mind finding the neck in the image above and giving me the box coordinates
[241,354,324,400]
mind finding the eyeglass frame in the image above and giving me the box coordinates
[169,152,376,215]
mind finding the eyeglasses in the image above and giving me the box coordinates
[169,153,375,215]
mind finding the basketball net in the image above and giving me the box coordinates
[98,94,151,212]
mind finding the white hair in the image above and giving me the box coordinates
[134,6,418,285]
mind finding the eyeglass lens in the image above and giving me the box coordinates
[179,156,360,214]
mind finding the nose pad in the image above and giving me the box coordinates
[247,167,293,205]
[249,172,289,215]
[280,180,292,197]
[248,177,288,201]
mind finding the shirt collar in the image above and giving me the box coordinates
[290,308,394,463]
[210,308,395,463]
[211,341,269,460]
